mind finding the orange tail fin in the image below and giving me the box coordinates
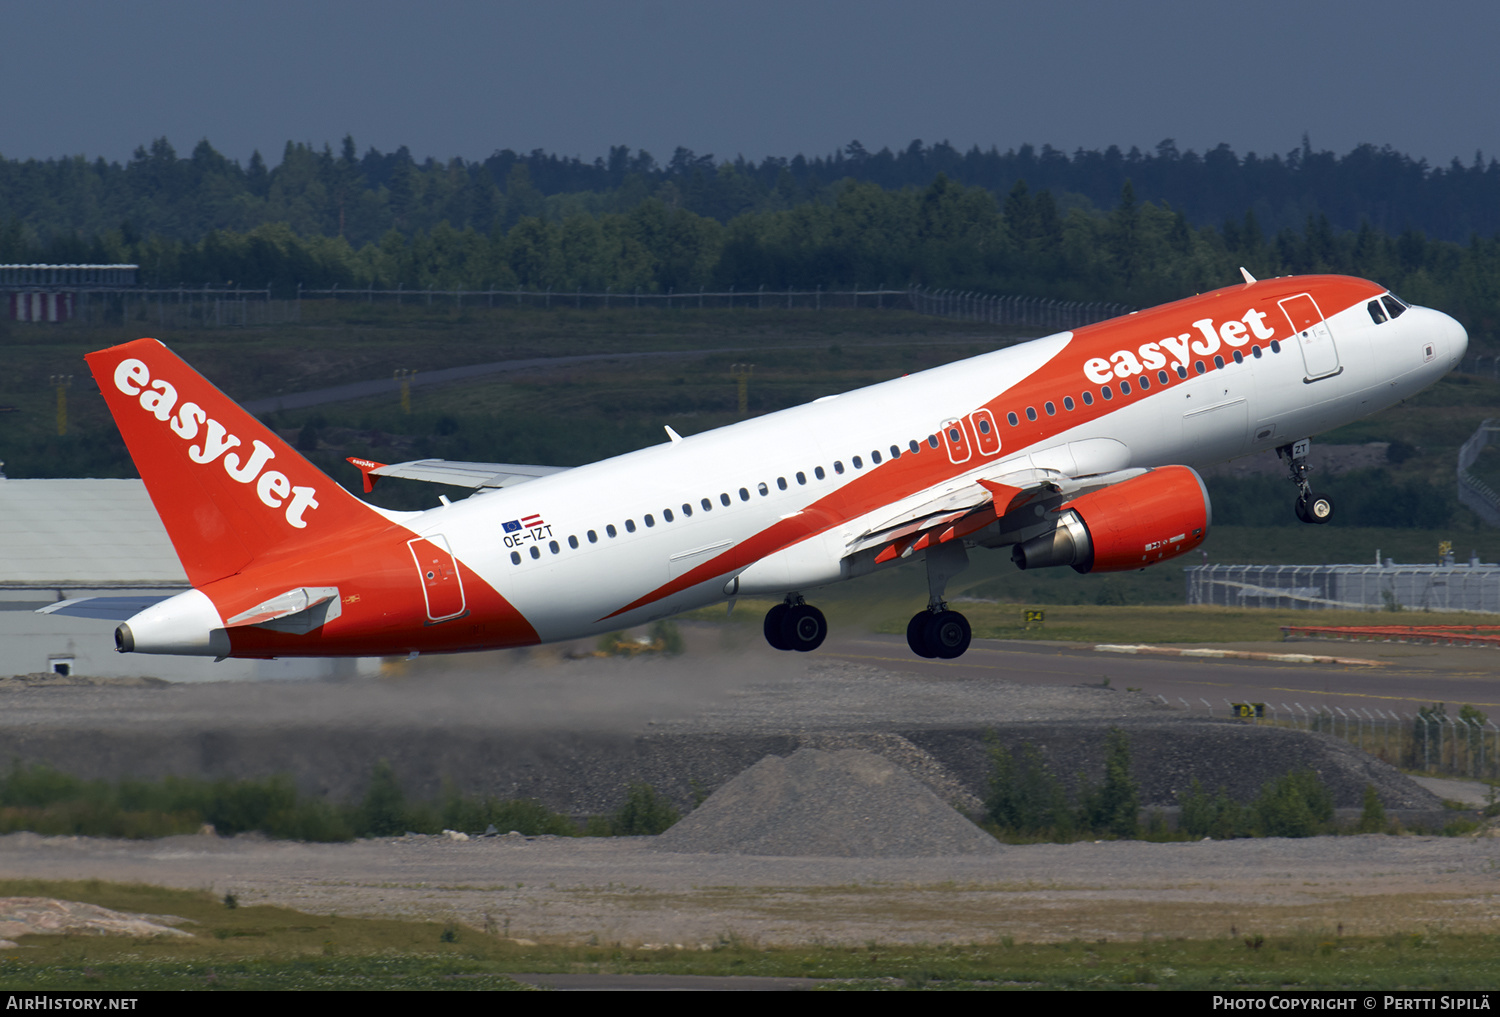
[86,338,381,587]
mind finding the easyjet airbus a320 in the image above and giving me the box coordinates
[59,272,1465,662]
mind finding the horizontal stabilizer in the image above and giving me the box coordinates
[348,457,570,491]
[37,595,176,621]
[225,586,341,632]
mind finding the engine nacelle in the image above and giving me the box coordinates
[1011,465,1211,574]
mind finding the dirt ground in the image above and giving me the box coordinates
[1,829,1497,946]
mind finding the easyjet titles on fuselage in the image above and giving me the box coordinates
[1083,306,1279,384]
[111,357,321,528]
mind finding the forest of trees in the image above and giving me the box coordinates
[3,135,1500,346]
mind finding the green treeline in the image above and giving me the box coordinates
[6,136,1500,345]
[5,175,1498,345]
[5,135,1500,244]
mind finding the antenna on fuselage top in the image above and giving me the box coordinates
[1239,267,1257,284]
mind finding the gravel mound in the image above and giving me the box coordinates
[652,748,1001,857]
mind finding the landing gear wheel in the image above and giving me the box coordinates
[907,612,938,658]
[924,610,972,659]
[1306,492,1333,524]
[1294,497,1311,524]
[780,604,827,652]
[763,603,791,651]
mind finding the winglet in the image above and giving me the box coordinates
[664,425,683,444]
[347,456,388,494]
[1239,266,1257,284]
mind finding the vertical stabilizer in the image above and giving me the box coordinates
[86,338,381,587]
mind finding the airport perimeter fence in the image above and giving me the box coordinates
[1173,695,1500,782]
[16,282,1131,333]
[44,286,301,329]
[1457,418,1500,526]
[1184,563,1500,613]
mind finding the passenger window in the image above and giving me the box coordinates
[1157,370,1169,384]
[568,535,578,549]
[1025,407,1037,421]
[1082,391,1094,405]
[796,471,807,485]
[852,456,863,469]
[1270,340,1282,353]
[889,445,901,458]
[1101,386,1114,400]
[1176,365,1188,378]
[607,524,617,538]
[549,540,559,554]
[927,435,939,448]
[1007,412,1019,426]
[644,514,655,527]
[663,509,673,522]
[1063,397,1075,411]
[815,466,826,479]
[833,461,844,474]
[1120,380,1132,394]
[777,477,788,490]
[871,450,882,464]
[1252,346,1262,359]
[588,530,598,543]
[682,503,692,517]
[1232,350,1244,364]
[529,546,540,559]
[1368,300,1388,324]
[909,440,920,454]
[702,498,712,511]
[978,418,992,434]
[720,493,731,506]
[1137,376,1149,390]
[758,482,769,495]
[510,551,521,564]
[1195,361,1207,373]
[1044,402,1055,415]
[1213,355,1225,370]
[739,487,750,501]
[625,519,636,533]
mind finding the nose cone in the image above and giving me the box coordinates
[1447,311,1470,365]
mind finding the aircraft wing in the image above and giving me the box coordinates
[347,457,570,493]
[846,467,1149,563]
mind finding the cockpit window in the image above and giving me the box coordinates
[1367,300,1388,324]
[1382,294,1407,320]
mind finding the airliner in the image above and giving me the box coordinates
[57,272,1465,663]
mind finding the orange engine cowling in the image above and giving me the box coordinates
[1010,465,1211,574]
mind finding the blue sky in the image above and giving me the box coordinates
[6,0,1494,168]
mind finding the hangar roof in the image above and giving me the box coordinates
[0,479,187,587]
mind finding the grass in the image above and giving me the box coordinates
[691,591,1500,645]
[0,880,1497,989]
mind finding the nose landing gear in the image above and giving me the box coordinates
[1280,438,1333,524]
[762,596,827,652]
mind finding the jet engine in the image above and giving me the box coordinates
[1011,465,1211,574]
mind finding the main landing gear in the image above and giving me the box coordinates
[905,540,973,660]
[1279,438,1334,524]
[763,596,828,652]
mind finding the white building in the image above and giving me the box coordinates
[0,478,377,680]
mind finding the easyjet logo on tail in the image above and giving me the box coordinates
[112,358,320,528]
[1083,307,1277,384]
